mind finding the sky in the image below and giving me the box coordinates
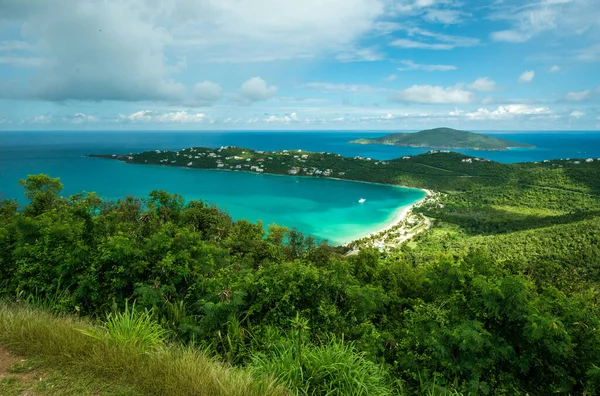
[0,0,599,131]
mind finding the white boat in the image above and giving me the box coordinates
[358,198,366,203]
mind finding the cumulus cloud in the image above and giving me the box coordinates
[518,70,535,83]
[549,65,561,73]
[468,77,496,92]
[237,77,278,103]
[193,81,222,105]
[393,85,475,104]
[384,74,398,82]
[397,59,457,71]
[124,110,208,123]
[264,112,300,123]
[70,113,97,124]
[0,1,188,102]
[463,105,553,120]
[0,0,387,102]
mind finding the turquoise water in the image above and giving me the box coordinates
[0,132,429,245]
[2,130,599,244]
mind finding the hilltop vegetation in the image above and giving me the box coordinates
[349,127,535,150]
[2,149,600,395]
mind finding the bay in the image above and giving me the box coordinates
[2,130,599,244]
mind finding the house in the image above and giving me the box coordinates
[586,158,594,163]
[338,172,346,176]
[217,163,224,168]
[288,167,300,175]
[208,153,216,158]
[187,162,193,166]
[301,154,309,159]
[323,169,332,176]
[402,156,411,159]
[462,158,473,163]
[235,164,242,169]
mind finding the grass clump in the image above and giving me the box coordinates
[251,336,395,396]
[0,302,286,396]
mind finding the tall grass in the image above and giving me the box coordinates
[0,302,286,396]
[250,336,395,396]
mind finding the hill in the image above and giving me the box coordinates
[349,127,535,150]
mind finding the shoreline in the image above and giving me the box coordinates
[342,188,432,246]
[94,156,433,246]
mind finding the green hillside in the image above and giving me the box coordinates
[2,150,600,395]
[349,127,535,150]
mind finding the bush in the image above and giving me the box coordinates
[251,336,395,396]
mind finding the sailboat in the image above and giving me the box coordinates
[358,198,366,203]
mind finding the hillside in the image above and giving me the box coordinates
[349,127,535,150]
[3,151,600,395]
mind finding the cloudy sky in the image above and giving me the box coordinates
[0,0,599,131]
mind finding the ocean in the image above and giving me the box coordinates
[1,130,599,244]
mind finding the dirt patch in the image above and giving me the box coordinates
[0,345,19,379]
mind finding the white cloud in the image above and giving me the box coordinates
[264,112,300,123]
[30,115,52,124]
[463,105,553,120]
[71,113,97,124]
[518,70,535,83]
[468,77,496,92]
[124,110,208,123]
[384,74,398,82]
[393,85,475,104]
[391,28,479,50]
[422,9,464,24]
[397,59,456,71]
[549,65,561,73]
[574,44,600,62]
[490,0,600,43]
[304,82,383,94]
[193,81,222,105]
[0,0,387,101]
[562,89,593,102]
[237,77,278,103]
[570,110,585,117]
[335,47,384,62]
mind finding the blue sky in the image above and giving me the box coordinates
[0,0,599,131]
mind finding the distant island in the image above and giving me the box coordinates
[349,127,535,151]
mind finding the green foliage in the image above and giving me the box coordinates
[349,127,534,150]
[251,336,395,396]
[1,174,600,395]
[99,301,169,352]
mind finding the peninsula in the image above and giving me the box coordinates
[349,127,535,150]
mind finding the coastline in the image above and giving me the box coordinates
[342,188,432,246]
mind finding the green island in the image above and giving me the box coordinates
[348,127,536,150]
[2,148,600,395]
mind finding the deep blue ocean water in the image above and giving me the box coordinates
[1,130,599,244]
